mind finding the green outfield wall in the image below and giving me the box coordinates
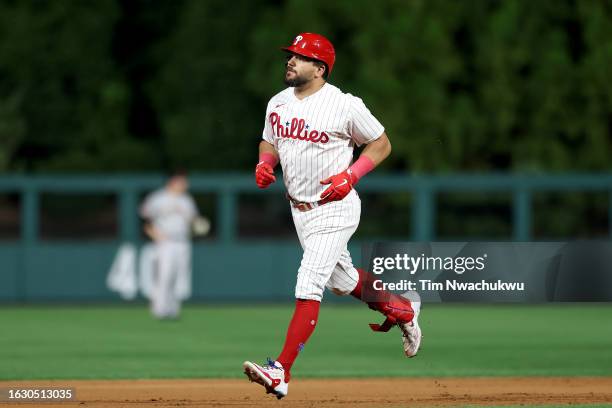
[1,174,611,302]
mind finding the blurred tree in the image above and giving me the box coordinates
[248,0,612,172]
[246,0,478,171]
[0,91,25,171]
[112,0,184,169]
[0,0,155,172]
[1,0,611,174]
[148,0,266,171]
[491,0,612,171]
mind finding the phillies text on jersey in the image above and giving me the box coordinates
[268,113,330,144]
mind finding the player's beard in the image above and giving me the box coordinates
[284,71,309,87]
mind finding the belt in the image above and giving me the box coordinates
[286,194,324,212]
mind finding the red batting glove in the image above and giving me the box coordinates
[319,169,358,204]
[255,161,276,189]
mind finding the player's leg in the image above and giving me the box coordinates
[326,249,358,295]
[277,199,359,375]
[164,243,181,319]
[244,195,360,397]
[327,246,423,356]
[173,242,192,317]
[158,241,184,319]
[152,242,173,318]
[326,249,414,321]
[351,268,422,353]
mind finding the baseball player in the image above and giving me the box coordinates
[140,170,201,319]
[243,33,422,399]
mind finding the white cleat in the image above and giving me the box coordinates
[399,292,422,357]
[243,358,289,399]
[399,316,422,357]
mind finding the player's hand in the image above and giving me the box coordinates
[319,169,357,204]
[255,161,276,189]
[192,216,211,237]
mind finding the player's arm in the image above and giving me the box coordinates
[320,133,391,204]
[143,222,166,242]
[140,197,167,242]
[259,140,279,160]
[320,93,390,203]
[255,141,279,189]
[358,131,392,167]
[187,195,211,237]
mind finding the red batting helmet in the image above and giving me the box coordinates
[282,33,336,75]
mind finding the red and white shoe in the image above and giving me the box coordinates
[399,292,422,357]
[243,358,289,399]
[399,312,422,357]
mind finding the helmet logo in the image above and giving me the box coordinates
[293,35,303,45]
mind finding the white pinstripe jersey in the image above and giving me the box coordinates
[262,83,384,203]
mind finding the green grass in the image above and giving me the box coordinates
[0,304,611,380]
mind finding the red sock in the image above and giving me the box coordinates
[350,268,414,325]
[350,268,390,305]
[276,299,320,382]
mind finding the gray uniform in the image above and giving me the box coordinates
[141,188,198,318]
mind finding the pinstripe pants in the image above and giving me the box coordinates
[292,189,361,301]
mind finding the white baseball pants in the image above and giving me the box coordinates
[291,189,361,301]
[151,241,191,318]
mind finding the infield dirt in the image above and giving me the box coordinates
[1,377,612,407]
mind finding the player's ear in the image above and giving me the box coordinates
[321,62,329,79]
[315,62,327,79]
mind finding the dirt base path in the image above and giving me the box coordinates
[1,377,611,407]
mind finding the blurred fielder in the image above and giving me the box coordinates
[140,170,208,319]
[243,33,422,399]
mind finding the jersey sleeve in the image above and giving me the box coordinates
[262,99,275,144]
[348,96,385,146]
[186,195,199,220]
[140,193,158,219]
